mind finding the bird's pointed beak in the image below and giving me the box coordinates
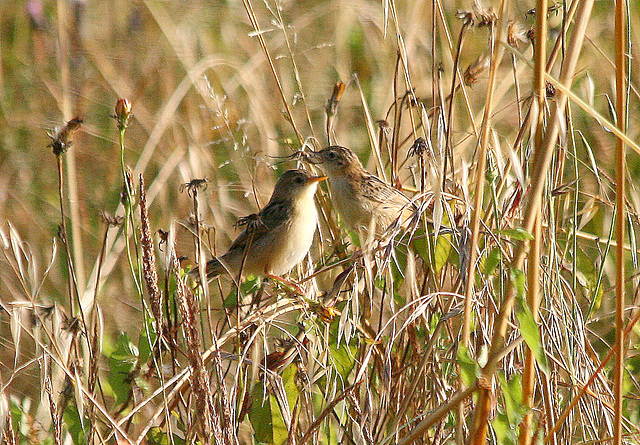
[305,150,324,165]
[307,175,327,184]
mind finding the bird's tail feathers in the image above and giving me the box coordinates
[188,257,227,281]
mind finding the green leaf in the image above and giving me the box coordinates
[62,406,86,445]
[108,332,138,407]
[223,290,238,309]
[241,275,262,295]
[138,318,156,364]
[510,268,526,299]
[492,412,517,445]
[411,231,429,264]
[281,364,300,416]
[433,231,453,274]
[329,320,358,380]
[224,275,261,308]
[457,345,477,387]
[483,247,502,276]
[249,383,289,445]
[500,227,534,241]
[249,383,274,444]
[516,306,549,375]
[146,427,186,445]
[497,373,524,425]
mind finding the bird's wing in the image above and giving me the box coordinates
[361,175,416,211]
[227,199,292,253]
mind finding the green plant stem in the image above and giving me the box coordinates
[119,126,142,295]
[613,0,627,443]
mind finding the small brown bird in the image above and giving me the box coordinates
[200,169,326,279]
[309,145,416,237]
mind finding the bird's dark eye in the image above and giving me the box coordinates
[327,151,336,160]
[294,176,305,184]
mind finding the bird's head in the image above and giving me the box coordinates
[308,145,365,176]
[270,169,326,202]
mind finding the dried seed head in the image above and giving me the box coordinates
[456,10,475,26]
[409,137,428,158]
[326,81,346,117]
[157,229,169,243]
[464,55,490,86]
[48,117,83,156]
[456,3,496,28]
[139,174,162,329]
[114,98,132,129]
[100,211,123,226]
[545,80,556,98]
[234,213,265,232]
[507,21,529,48]
[475,6,497,27]
[180,178,209,197]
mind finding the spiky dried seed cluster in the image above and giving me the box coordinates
[171,253,222,441]
[180,178,209,199]
[234,212,264,231]
[456,5,497,28]
[464,55,490,87]
[408,137,428,158]
[139,175,162,330]
[48,117,83,156]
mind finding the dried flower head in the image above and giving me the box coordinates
[507,21,529,48]
[464,55,490,86]
[100,211,124,227]
[475,6,497,27]
[545,80,556,98]
[326,81,346,117]
[456,3,497,28]
[408,137,429,158]
[234,213,265,232]
[48,117,83,156]
[180,178,209,197]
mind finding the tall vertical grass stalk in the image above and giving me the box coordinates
[462,0,507,348]
[518,1,547,443]
[613,0,628,443]
[49,118,89,336]
[56,0,85,293]
[115,99,143,297]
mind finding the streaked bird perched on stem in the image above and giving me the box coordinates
[309,145,417,238]
[196,169,326,281]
